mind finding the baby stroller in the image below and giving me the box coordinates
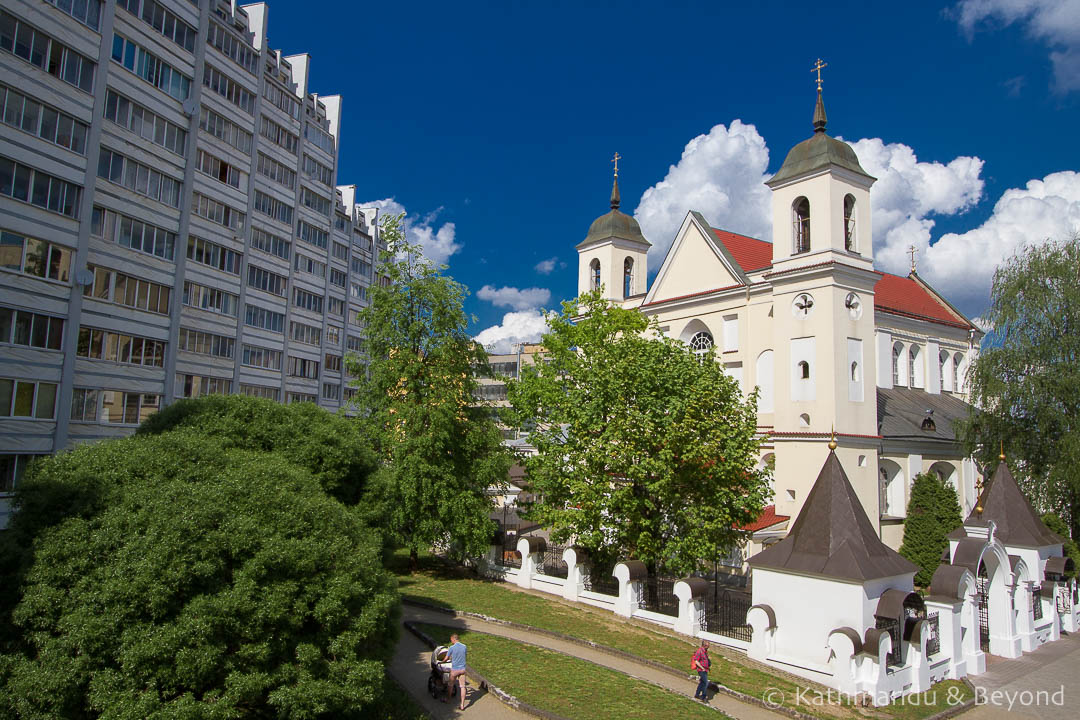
[427,645,459,699]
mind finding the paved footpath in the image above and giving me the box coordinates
[396,604,787,720]
[965,631,1080,720]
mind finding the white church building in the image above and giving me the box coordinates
[575,84,985,556]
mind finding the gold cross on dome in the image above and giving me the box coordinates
[612,151,622,178]
[811,58,828,91]
[908,245,918,273]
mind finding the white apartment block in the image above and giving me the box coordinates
[0,0,386,525]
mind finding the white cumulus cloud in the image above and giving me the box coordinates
[953,0,1080,93]
[534,257,563,275]
[634,120,774,267]
[474,310,550,354]
[357,198,461,266]
[921,170,1080,308]
[477,285,552,311]
[845,137,985,278]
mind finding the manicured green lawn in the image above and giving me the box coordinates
[393,549,973,719]
[417,623,724,720]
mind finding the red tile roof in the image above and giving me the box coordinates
[712,228,772,273]
[740,504,790,533]
[709,230,974,331]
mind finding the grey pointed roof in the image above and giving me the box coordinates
[765,90,874,188]
[749,451,918,582]
[877,387,973,443]
[576,176,650,250]
[948,460,1063,548]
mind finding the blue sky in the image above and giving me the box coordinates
[267,0,1080,349]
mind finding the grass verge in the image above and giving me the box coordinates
[417,622,724,720]
[393,549,973,719]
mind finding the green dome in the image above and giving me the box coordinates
[766,90,874,187]
[576,177,651,249]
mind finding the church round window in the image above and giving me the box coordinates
[689,331,714,355]
[791,293,815,318]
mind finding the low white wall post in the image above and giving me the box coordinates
[826,627,861,696]
[673,578,707,637]
[563,547,587,603]
[908,619,930,693]
[516,536,545,590]
[614,560,647,618]
[746,604,777,662]
[925,599,964,679]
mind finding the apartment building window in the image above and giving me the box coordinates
[192,192,245,230]
[351,257,372,277]
[97,149,182,208]
[200,106,252,154]
[334,214,348,232]
[76,327,166,367]
[244,304,285,333]
[1,84,88,154]
[293,287,324,314]
[111,34,190,101]
[263,80,300,119]
[0,230,72,283]
[304,123,335,155]
[175,374,232,399]
[345,335,363,353]
[0,156,82,218]
[0,307,64,351]
[178,328,234,359]
[286,392,316,404]
[302,154,333,186]
[196,149,245,189]
[0,378,57,419]
[353,232,373,253]
[71,389,157,424]
[253,190,293,225]
[91,207,175,261]
[256,152,296,189]
[117,0,197,54]
[287,355,320,379]
[321,383,340,401]
[241,344,282,370]
[259,116,297,154]
[325,354,342,373]
[0,11,96,93]
[289,321,321,346]
[331,241,349,261]
[206,20,258,74]
[44,0,102,31]
[1,454,39,492]
[247,264,287,296]
[182,281,238,317]
[202,64,254,114]
[250,227,290,260]
[300,187,331,215]
[239,383,279,401]
[349,283,367,301]
[294,253,325,279]
[325,325,341,346]
[104,90,186,155]
[85,265,172,314]
[329,268,347,288]
[297,220,328,249]
[327,297,345,318]
[187,236,242,274]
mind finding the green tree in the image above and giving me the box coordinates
[900,472,964,587]
[508,291,770,576]
[1042,512,1080,579]
[958,236,1080,540]
[349,213,510,567]
[0,431,398,719]
[136,394,378,505]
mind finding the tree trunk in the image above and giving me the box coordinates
[410,546,419,572]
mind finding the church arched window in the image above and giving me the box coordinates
[689,331,714,358]
[792,197,810,254]
[623,257,634,297]
[797,360,810,380]
[850,361,860,382]
[590,258,600,291]
[909,345,923,388]
[843,194,857,252]
[940,350,952,392]
[954,353,964,392]
[892,342,907,386]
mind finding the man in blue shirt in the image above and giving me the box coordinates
[445,633,468,709]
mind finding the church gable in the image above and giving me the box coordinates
[645,212,747,305]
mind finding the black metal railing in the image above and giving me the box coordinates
[538,542,568,578]
[926,612,940,656]
[876,616,901,667]
[1058,585,1071,615]
[976,570,990,651]
[494,533,521,569]
[1032,586,1043,621]
[639,575,679,616]
[700,585,752,641]
[583,564,619,596]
